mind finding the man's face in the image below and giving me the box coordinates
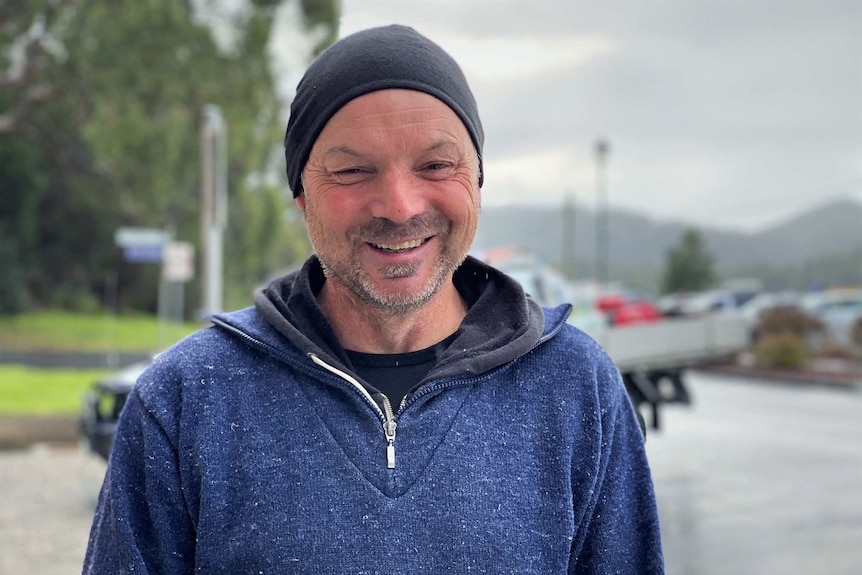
[298,89,481,315]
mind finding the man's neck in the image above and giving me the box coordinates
[317,282,467,354]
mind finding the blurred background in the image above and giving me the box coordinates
[1,1,860,573]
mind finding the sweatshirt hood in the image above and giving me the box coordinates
[241,255,554,382]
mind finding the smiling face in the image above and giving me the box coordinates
[297,89,481,315]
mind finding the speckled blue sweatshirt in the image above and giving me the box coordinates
[83,256,663,574]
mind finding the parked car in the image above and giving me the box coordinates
[595,293,662,327]
[611,300,663,326]
[678,282,763,318]
[801,287,862,345]
[680,289,739,315]
[80,360,149,461]
[720,278,763,308]
[655,292,695,317]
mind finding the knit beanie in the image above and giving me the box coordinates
[284,24,484,197]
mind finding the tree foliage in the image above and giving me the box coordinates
[661,227,716,294]
[752,333,808,369]
[1,0,338,315]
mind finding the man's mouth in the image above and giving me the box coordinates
[371,238,427,253]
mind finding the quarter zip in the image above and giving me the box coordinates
[308,353,399,470]
[210,299,567,472]
[210,317,401,470]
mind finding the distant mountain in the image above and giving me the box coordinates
[474,198,862,290]
[754,199,862,261]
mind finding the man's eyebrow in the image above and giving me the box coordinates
[322,140,461,159]
[322,146,361,159]
[425,140,461,153]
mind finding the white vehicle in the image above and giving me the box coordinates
[483,250,749,430]
[802,288,862,345]
[681,289,740,315]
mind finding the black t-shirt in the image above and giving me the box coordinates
[345,333,458,409]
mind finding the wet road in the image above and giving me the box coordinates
[0,371,860,574]
[647,371,862,575]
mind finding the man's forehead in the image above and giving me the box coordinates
[312,90,472,148]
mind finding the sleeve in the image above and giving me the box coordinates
[83,387,196,575]
[569,369,665,575]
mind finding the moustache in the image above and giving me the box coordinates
[349,214,451,243]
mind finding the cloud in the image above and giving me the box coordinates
[436,35,616,85]
[482,144,595,206]
[328,0,862,231]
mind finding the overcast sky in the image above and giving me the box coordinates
[278,0,861,232]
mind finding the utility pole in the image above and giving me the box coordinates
[200,105,227,318]
[594,139,610,288]
[562,189,577,279]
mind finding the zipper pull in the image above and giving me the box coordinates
[384,419,397,469]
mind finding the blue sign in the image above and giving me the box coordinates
[123,245,163,263]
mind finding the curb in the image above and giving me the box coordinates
[0,416,79,450]
[694,364,862,389]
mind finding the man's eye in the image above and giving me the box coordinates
[422,162,455,179]
[331,168,370,184]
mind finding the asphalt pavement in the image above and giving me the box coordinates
[647,371,862,575]
[1,371,860,574]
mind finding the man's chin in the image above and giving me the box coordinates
[365,288,432,314]
[360,277,445,315]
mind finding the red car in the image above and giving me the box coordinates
[595,294,662,326]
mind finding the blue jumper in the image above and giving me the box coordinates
[84,257,663,574]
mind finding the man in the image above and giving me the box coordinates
[84,25,663,574]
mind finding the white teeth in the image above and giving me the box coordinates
[373,239,423,251]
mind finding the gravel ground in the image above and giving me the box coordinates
[0,444,106,575]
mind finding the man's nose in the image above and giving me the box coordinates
[368,168,426,223]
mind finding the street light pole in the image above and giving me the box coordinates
[201,105,227,318]
[594,139,610,288]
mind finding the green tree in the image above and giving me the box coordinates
[0,0,338,315]
[661,227,716,294]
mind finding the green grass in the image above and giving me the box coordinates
[0,311,201,416]
[0,311,203,353]
[0,365,109,415]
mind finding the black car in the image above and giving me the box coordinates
[80,361,149,461]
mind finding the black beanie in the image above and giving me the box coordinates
[284,24,484,197]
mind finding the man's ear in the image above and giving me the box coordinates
[294,194,306,213]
